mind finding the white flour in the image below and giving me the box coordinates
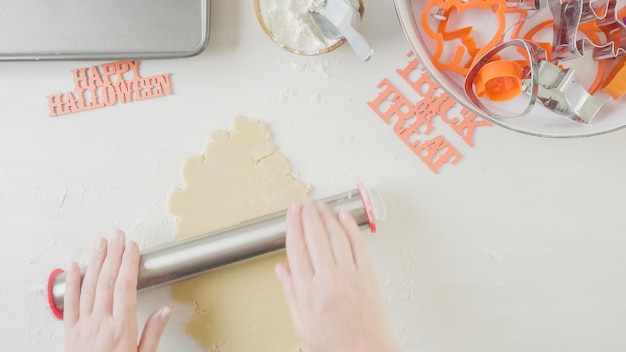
[258,0,361,55]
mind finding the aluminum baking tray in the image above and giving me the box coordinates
[0,0,210,61]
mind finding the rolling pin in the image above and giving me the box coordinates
[47,183,379,319]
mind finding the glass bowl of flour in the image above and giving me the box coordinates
[255,0,364,55]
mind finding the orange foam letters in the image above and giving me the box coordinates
[367,79,412,124]
[397,57,440,98]
[126,60,141,79]
[71,67,91,92]
[64,92,80,113]
[101,62,119,82]
[414,135,462,174]
[47,94,68,117]
[156,73,172,96]
[102,85,117,106]
[48,60,172,116]
[89,65,106,87]
[440,108,492,147]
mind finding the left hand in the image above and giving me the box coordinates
[64,229,172,352]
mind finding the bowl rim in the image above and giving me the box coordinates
[392,0,626,138]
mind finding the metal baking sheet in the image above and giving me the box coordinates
[0,0,210,61]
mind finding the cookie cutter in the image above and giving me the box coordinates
[465,39,542,118]
[473,60,525,101]
[549,0,585,60]
[507,5,609,94]
[550,0,626,61]
[531,60,603,123]
[601,54,626,98]
[423,0,507,75]
[465,39,603,123]
[505,0,544,10]
[523,19,604,83]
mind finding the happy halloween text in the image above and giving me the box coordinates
[47,60,172,117]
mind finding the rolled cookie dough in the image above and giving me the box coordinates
[168,117,308,351]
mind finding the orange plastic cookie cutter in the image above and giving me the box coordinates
[422,0,508,75]
[470,6,532,69]
[519,20,553,60]
[473,60,524,101]
[601,55,626,99]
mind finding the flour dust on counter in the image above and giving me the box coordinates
[168,117,308,351]
[289,58,335,79]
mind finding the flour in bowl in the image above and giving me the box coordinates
[257,0,361,55]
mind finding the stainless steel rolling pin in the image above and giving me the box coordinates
[47,184,378,319]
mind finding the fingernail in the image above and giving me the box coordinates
[159,305,173,319]
[274,265,284,281]
[316,201,329,211]
[112,229,124,243]
[126,240,137,250]
[95,237,106,251]
[303,198,315,210]
[290,202,302,213]
[67,262,76,274]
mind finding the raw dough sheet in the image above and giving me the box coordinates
[168,117,308,351]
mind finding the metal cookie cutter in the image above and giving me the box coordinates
[585,0,626,59]
[549,0,585,60]
[530,60,603,123]
[465,39,604,123]
[549,0,626,61]
[505,0,545,10]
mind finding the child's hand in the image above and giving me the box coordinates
[276,200,401,352]
[64,230,172,352]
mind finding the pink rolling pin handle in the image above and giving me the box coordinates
[358,182,377,233]
[47,268,64,320]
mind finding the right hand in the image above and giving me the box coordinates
[275,199,401,352]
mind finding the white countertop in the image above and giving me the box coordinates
[2,1,626,351]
